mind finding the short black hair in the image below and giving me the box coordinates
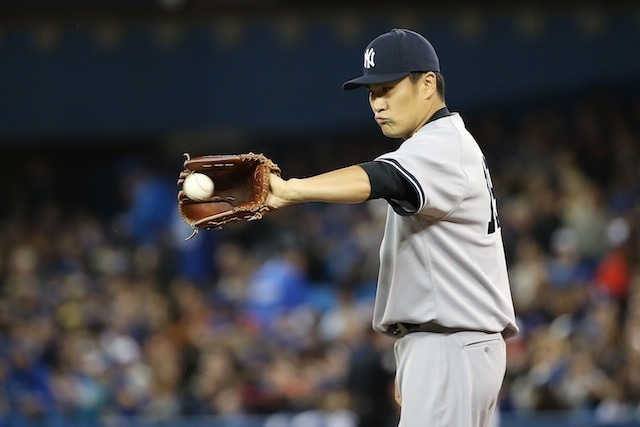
[410,71,445,101]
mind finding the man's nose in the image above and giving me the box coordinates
[371,97,386,112]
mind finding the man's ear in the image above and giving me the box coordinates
[422,71,438,99]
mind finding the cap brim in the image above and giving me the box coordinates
[342,72,410,90]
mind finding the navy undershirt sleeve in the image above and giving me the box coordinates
[359,161,419,208]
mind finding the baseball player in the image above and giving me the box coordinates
[267,28,519,426]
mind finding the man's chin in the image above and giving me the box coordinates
[381,127,402,139]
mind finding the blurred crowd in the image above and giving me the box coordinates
[1,87,639,427]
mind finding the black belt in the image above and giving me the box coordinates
[384,322,496,338]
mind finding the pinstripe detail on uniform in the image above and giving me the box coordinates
[376,158,425,211]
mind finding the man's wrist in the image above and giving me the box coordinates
[285,178,302,203]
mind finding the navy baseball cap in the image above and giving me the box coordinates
[342,28,440,90]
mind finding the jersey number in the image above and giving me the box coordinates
[482,156,500,234]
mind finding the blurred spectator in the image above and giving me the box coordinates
[243,245,311,343]
[594,217,633,309]
[117,158,176,246]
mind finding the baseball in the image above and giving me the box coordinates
[183,173,215,201]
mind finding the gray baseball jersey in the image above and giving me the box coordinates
[371,112,518,338]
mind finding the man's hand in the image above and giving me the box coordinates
[266,173,293,209]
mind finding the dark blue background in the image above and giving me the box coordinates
[2,10,639,142]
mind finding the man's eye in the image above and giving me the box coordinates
[383,86,393,93]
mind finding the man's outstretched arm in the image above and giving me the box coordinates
[267,165,372,208]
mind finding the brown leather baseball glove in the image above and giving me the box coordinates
[177,152,281,239]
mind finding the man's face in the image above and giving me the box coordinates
[366,75,428,140]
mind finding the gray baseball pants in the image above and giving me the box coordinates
[394,330,506,427]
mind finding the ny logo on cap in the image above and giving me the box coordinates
[364,48,375,69]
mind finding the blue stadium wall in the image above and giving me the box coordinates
[1,9,639,141]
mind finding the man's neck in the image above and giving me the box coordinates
[405,102,449,140]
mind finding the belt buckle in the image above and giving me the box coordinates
[392,323,410,337]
